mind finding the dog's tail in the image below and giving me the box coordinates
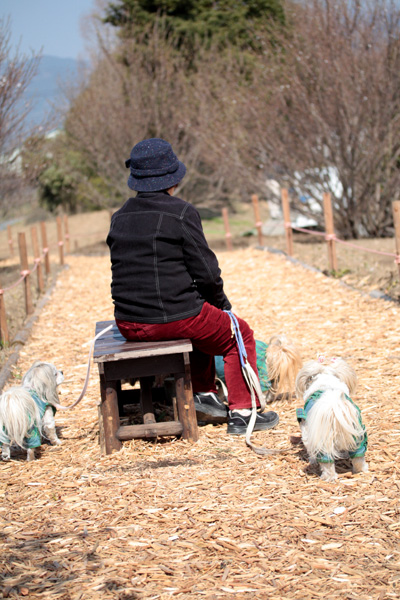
[266,334,302,397]
[0,387,42,448]
[306,390,364,461]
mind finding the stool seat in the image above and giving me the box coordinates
[93,320,199,454]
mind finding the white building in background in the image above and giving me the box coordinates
[264,167,343,234]
[264,177,321,232]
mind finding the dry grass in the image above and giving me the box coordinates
[0,248,399,599]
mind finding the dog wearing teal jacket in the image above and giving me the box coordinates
[215,334,302,402]
[295,358,368,482]
[0,361,64,461]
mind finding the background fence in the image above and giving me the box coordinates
[0,194,399,346]
[0,211,112,346]
[222,193,400,281]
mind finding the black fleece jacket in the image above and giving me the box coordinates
[106,191,231,323]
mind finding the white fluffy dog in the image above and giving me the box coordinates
[295,357,368,482]
[0,361,64,461]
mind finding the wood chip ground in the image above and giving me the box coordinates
[1,248,399,600]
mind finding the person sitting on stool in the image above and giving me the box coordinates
[106,138,279,435]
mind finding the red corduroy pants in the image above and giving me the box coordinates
[116,302,259,410]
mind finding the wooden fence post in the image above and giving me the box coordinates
[323,192,338,272]
[63,214,70,254]
[392,200,400,281]
[0,280,9,345]
[56,216,64,265]
[281,188,293,256]
[251,194,263,246]
[40,222,51,276]
[31,226,44,294]
[7,225,14,258]
[222,207,233,251]
[18,232,33,316]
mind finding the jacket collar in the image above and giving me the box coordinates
[135,190,170,198]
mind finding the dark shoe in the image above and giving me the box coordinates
[194,392,228,419]
[227,410,279,435]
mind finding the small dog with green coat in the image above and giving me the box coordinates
[0,361,64,461]
[215,334,302,402]
[295,357,368,482]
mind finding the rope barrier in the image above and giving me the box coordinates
[289,224,398,260]
[289,224,326,236]
[1,273,28,293]
[0,246,48,296]
[330,236,398,259]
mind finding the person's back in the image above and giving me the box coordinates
[108,190,229,323]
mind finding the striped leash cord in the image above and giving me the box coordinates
[225,311,288,456]
[52,324,114,411]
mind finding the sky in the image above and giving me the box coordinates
[1,0,97,60]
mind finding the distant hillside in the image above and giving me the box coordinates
[23,55,83,130]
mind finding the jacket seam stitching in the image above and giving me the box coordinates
[153,214,166,321]
[181,222,214,279]
[112,209,190,220]
[180,204,189,219]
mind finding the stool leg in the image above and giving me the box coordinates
[175,352,199,442]
[99,374,122,455]
[115,380,123,415]
[140,376,156,425]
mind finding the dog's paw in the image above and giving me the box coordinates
[27,449,35,461]
[320,472,338,482]
[352,456,368,474]
[319,463,338,482]
[1,446,10,461]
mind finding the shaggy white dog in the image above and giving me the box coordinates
[295,358,368,482]
[0,361,64,461]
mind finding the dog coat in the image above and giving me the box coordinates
[215,340,272,393]
[0,390,56,449]
[296,390,368,463]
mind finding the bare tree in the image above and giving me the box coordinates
[248,0,400,238]
[64,26,253,208]
[0,17,41,211]
[0,17,40,153]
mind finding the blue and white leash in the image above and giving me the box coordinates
[225,311,269,454]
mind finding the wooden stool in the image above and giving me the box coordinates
[93,320,199,455]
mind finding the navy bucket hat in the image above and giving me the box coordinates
[125,138,186,192]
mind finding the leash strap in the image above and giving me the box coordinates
[224,311,270,454]
[53,324,114,411]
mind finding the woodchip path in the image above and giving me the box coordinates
[0,248,399,599]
